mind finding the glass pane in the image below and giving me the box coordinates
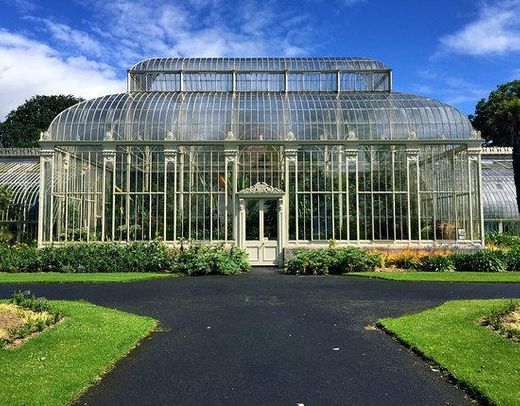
[245,200,259,240]
[264,200,278,240]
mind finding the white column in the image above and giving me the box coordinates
[283,146,297,242]
[345,148,359,241]
[278,196,285,266]
[406,148,420,242]
[238,198,246,248]
[38,148,54,246]
[337,146,344,239]
[224,148,238,243]
[101,149,116,241]
[467,147,482,243]
[164,148,178,242]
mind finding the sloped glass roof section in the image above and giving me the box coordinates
[128,57,391,92]
[48,92,474,142]
[482,148,519,219]
[0,148,40,208]
[130,57,390,72]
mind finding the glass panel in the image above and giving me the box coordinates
[264,200,278,240]
[245,200,260,240]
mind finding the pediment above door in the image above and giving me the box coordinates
[238,182,285,198]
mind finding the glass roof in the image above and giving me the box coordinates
[129,57,390,72]
[47,91,474,142]
[0,149,40,208]
[482,151,519,219]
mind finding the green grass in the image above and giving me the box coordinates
[379,299,520,405]
[0,272,181,284]
[349,271,520,283]
[0,300,157,405]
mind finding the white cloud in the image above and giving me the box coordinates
[413,70,488,106]
[60,0,309,65]
[0,30,125,119]
[39,19,105,57]
[439,0,520,56]
[342,0,367,6]
[0,0,312,118]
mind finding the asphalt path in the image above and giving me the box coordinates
[1,268,519,405]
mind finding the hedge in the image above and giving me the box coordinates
[0,242,250,275]
[285,247,382,275]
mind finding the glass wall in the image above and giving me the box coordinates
[40,142,482,245]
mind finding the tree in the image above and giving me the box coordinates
[0,95,83,148]
[470,80,520,211]
[0,185,13,212]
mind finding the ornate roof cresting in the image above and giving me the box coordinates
[285,131,296,141]
[225,130,237,141]
[238,182,284,195]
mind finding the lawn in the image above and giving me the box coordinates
[0,300,157,405]
[0,272,181,284]
[379,299,520,405]
[349,271,520,283]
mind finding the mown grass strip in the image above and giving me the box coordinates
[0,300,157,405]
[0,272,181,284]
[379,299,520,405]
[349,271,520,283]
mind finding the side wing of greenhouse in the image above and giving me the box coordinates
[0,148,40,242]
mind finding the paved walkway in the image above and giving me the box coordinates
[1,269,519,405]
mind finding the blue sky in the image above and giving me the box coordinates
[0,0,518,119]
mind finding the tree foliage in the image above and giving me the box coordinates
[0,185,13,212]
[0,95,83,148]
[470,80,520,146]
[471,80,520,211]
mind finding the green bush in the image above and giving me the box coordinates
[285,249,333,275]
[505,247,520,272]
[419,254,455,272]
[285,247,381,275]
[174,243,250,276]
[486,233,520,249]
[329,247,382,274]
[452,250,507,273]
[0,242,250,275]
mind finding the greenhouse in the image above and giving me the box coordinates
[0,148,40,242]
[38,57,484,265]
[481,147,520,234]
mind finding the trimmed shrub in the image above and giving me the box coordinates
[329,247,382,274]
[419,254,455,272]
[174,243,250,276]
[0,242,250,275]
[285,249,332,275]
[452,250,507,273]
[285,247,382,275]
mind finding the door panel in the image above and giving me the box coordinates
[263,200,278,240]
[245,200,260,240]
[244,199,279,265]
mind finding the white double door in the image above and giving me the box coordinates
[244,199,279,265]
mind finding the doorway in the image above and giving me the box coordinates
[243,199,279,265]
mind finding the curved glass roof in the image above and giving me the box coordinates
[48,92,474,142]
[482,150,519,219]
[0,149,40,210]
[129,57,390,72]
